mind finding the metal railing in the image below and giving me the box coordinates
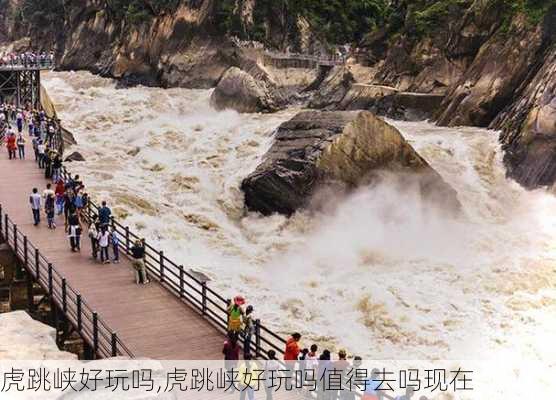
[66,181,289,360]
[0,58,55,71]
[0,205,134,359]
[263,50,346,66]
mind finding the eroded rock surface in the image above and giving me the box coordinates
[241,110,460,215]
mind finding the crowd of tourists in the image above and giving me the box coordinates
[1,101,151,287]
[0,51,55,68]
[224,297,427,400]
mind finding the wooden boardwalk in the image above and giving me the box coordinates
[0,139,225,359]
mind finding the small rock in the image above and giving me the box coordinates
[64,151,86,162]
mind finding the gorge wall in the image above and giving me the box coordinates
[0,0,554,190]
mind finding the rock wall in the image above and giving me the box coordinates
[241,110,460,215]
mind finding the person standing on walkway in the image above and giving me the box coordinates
[223,333,240,391]
[29,188,41,226]
[74,190,84,221]
[98,201,111,228]
[63,189,76,231]
[37,140,45,168]
[227,299,244,340]
[67,211,81,252]
[242,305,255,359]
[88,218,99,261]
[97,226,111,264]
[110,227,120,264]
[55,179,65,215]
[238,354,255,400]
[264,350,281,400]
[131,239,149,284]
[27,112,34,136]
[6,129,16,160]
[284,332,302,389]
[16,133,25,159]
[42,183,55,201]
[51,153,62,183]
[32,135,39,161]
[45,192,56,229]
[15,110,23,133]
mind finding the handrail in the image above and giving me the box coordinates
[263,50,346,66]
[54,143,292,361]
[0,204,133,359]
[0,58,55,71]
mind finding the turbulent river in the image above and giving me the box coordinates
[43,71,555,396]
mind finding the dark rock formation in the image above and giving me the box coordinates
[241,110,460,215]
[339,84,444,120]
[210,65,287,113]
[65,151,85,162]
[495,45,556,188]
[307,66,355,109]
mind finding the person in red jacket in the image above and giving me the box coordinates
[284,332,302,360]
[284,332,302,389]
[6,131,16,160]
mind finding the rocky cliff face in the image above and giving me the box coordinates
[241,110,460,215]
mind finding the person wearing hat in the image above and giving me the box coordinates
[227,298,244,339]
[242,305,255,359]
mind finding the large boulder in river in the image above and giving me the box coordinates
[241,111,460,215]
[210,66,286,113]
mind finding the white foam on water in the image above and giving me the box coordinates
[43,71,556,398]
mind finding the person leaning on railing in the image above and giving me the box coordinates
[130,239,149,285]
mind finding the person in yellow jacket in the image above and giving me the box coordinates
[228,298,245,339]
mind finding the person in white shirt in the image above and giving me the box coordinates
[42,183,55,200]
[29,187,41,226]
[97,227,111,264]
[37,140,46,168]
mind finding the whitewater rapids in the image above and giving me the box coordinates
[42,71,555,398]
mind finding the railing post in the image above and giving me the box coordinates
[179,265,184,298]
[159,251,164,283]
[62,278,67,313]
[77,294,82,332]
[201,281,207,316]
[13,224,18,256]
[35,249,40,280]
[48,263,53,296]
[255,319,261,357]
[111,332,118,357]
[110,216,115,231]
[0,204,3,237]
[93,312,99,357]
[23,236,28,267]
[4,214,7,241]
[125,226,130,254]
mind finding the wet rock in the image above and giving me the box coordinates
[495,45,556,188]
[0,311,76,360]
[339,84,444,120]
[307,66,355,109]
[436,15,546,127]
[241,110,460,215]
[210,66,286,113]
[64,151,85,162]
